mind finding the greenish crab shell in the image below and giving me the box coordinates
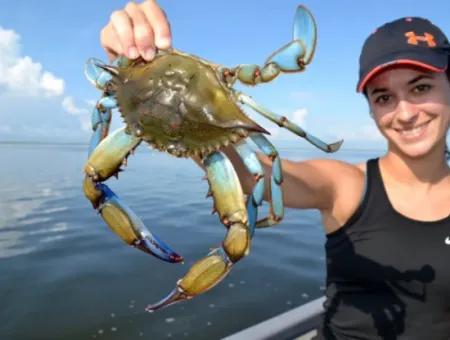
[108,49,268,158]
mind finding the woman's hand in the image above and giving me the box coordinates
[100,0,171,61]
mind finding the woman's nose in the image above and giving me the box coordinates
[395,100,419,123]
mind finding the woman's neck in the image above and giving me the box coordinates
[381,143,450,189]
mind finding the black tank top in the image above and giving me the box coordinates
[315,158,450,340]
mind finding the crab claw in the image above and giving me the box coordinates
[145,287,191,313]
[84,56,134,90]
[146,248,232,312]
[233,5,317,86]
[266,6,316,72]
[84,58,114,90]
[293,5,317,65]
[97,183,183,263]
[146,152,249,312]
[83,128,183,263]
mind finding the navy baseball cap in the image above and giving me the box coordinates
[357,17,450,92]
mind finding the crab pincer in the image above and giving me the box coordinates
[83,128,183,263]
[146,152,249,311]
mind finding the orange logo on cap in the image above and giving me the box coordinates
[405,31,436,47]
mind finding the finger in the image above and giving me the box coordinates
[124,2,156,61]
[110,9,139,59]
[100,24,124,61]
[140,0,172,49]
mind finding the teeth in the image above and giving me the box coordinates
[401,126,422,136]
[398,121,428,137]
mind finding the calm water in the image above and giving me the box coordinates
[0,142,381,340]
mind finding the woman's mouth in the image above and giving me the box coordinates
[394,120,431,141]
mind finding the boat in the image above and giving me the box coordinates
[222,296,325,340]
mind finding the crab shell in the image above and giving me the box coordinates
[103,49,268,158]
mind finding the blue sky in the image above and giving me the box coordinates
[1,0,450,149]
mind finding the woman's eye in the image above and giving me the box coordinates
[374,94,390,104]
[413,84,432,93]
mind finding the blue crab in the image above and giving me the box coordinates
[83,5,342,312]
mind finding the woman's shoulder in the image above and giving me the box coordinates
[355,161,367,173]
[300,158,367,195]
[314,159,368,234]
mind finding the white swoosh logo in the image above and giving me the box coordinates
[445,237,450,245]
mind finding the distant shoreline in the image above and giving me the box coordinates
[0,140,88,146]
[0,140,384,152]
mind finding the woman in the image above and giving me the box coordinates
[100,1,450,338]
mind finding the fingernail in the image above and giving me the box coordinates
[156,37,171,49]
[144,48,155,60]
[128,47,139,59]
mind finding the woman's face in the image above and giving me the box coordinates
[366,67,450,159]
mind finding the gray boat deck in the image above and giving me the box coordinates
[223,296,325,340]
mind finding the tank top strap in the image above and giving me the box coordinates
[327,158,392,236]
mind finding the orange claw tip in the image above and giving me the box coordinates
[145,287,192,313]
[134,239,183,263]
[170,254,184,263]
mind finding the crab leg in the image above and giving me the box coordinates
[85,57,124,156]
[249,134,285,228]
[89,106,108,156]
[237,92,343,153]
[233,141,265,236]
[85,56,133,149]
[83,127,182,263]
[221,6,316,86]
[88,97,116,156]
[146,151,250,311]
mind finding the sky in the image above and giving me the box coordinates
[1,0,450,150]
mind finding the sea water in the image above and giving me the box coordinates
[0,142,381,340]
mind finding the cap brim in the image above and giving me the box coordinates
[357,52,447,92]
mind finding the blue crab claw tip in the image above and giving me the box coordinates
[134,239,183,263]
[145,287,190,313]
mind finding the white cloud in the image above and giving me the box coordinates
[249,106,309,142]
[0,26,91,140]
[272,107,308,141]
[291,108,308,127]
[62,96,91,132]
[0,27,19,65]
[0,26,64,97]
[41,72,64,96]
